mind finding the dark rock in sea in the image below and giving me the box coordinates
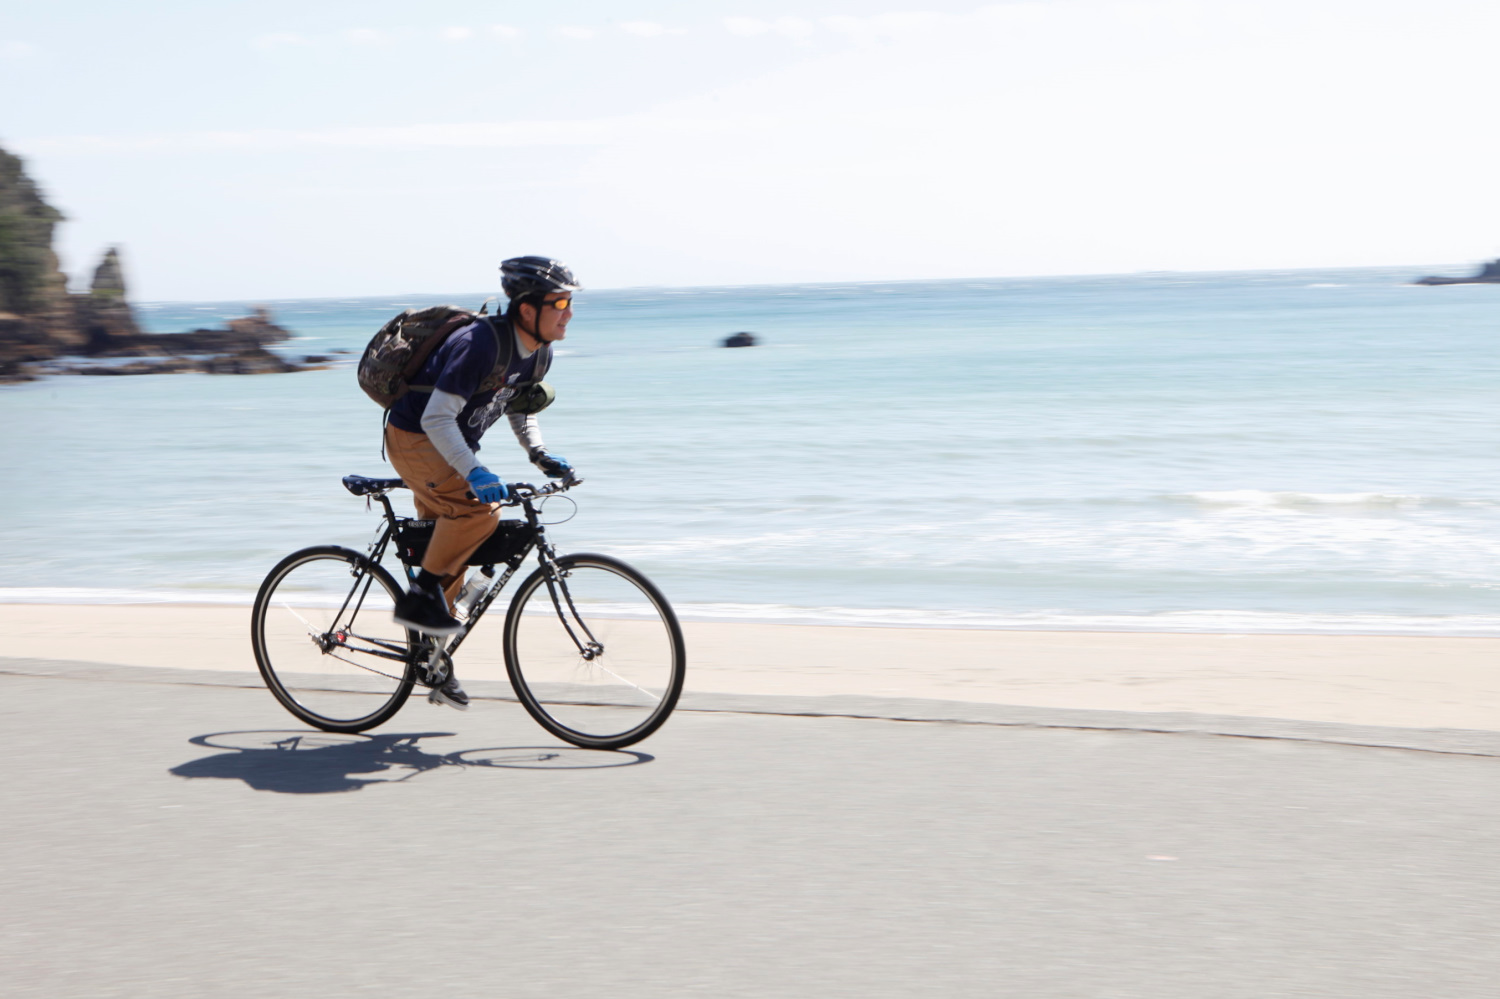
[1414,258,1500,285]
[201,347,301,375]
[723,331,757,348]
[76,248,142,353]
[75,358,196,376]
[98,304,293,356]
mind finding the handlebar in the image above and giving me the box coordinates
[343,472,582,503]
[500,473,583,505]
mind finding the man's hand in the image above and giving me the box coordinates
[465,466,509,504]
[528,448,574,479]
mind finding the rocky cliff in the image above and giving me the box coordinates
[0,144,309,383]
[0,144,81,372]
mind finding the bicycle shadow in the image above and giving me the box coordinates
[170,730,652,795]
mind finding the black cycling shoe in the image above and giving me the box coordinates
[428,674,470,711]
[393,584,462,637]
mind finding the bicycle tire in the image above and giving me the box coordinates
[503,553,685,749]
[251,545,418,733]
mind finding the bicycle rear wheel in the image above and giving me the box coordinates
[251,546,417,732]
[503,553,685,749]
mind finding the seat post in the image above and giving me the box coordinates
[375,492,397,522]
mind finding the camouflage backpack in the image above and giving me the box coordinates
[356,305,479,409]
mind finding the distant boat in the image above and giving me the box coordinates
[722,331,757,347]
[1414,259,1500,285]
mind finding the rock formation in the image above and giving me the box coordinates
[0,144,311,383]
[0,147,67,317]
[0,145,79,375]
[1414,259,1500,285]
[75,247,142,353]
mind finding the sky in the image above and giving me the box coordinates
[2,0,1498,300]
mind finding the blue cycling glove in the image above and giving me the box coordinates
[529,448,574,479]
[465,466,508,504]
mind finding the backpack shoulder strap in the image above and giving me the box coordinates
[487,315,515,369]
[490,314,550,380]
[475,316,516,394]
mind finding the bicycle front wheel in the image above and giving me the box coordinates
[251,546,417,733]
[504,553,685,749]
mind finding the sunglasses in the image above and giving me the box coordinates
[541,296,572,311]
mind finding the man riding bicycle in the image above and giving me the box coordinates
[385,255,580,709]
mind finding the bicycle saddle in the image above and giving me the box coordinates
[342,474,406,496]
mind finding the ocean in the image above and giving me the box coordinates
[4,265,1499,634]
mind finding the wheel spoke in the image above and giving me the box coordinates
[581,655,662,702]
[274,597,322,639]
[505,554,683,748]
[253,547,415,732]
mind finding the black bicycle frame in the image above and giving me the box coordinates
[342,484,599,668]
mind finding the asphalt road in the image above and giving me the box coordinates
[3,659,1499,998]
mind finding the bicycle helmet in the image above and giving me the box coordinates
[500,256,581,300]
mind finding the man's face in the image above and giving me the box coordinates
[532,293,572,342]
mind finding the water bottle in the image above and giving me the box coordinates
[455,573,488,619]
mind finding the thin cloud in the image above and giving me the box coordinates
[620,21,687,37]
[250,33,311,50]
[251,22,524,51]
[723,16,817,44]
[724,17,769,37]
[820,11,957,40]
[14,113,787,159]
[771,16,816,43]
[0,40,36,59]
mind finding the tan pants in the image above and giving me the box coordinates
[384,424,500,606]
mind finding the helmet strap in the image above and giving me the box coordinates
[513,296,544,350]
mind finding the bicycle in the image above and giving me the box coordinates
[250,473,685,750]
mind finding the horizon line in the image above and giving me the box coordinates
[124,260,1488,306]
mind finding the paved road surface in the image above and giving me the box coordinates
[3,659,1499,998]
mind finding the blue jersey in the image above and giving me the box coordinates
[387,317,545,451]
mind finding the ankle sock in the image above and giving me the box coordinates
[415,569,443,593]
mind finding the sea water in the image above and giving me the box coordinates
[4,265,1499,634]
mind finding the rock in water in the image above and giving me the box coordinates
[77,247,142,353]
[723,331,757,347]
[1414,259,1500,285]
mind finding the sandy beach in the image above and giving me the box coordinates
[4,603,1499,732]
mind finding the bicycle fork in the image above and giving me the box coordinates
[536,549,605,663]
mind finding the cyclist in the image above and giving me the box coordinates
[385,255,580,709]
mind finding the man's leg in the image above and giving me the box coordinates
[386,425,501,587]
[408,496,470,610]
[384,425,500,661]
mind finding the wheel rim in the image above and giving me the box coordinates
[255,552,413,727]
[507,560,681,743]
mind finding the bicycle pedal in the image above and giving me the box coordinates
[422,644,450,687]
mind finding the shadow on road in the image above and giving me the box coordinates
[171,730,651,794]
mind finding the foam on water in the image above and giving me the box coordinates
[12,587,1500,637]
[1176,490,1450,509]
[0,587,256,605]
